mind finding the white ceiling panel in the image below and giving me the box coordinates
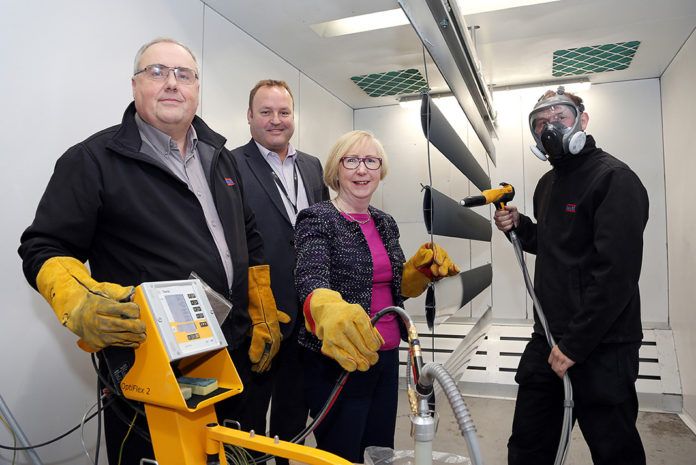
[203,0,696,108]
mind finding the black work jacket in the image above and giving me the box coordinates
[18,103,264,348]
[514,136,649,363]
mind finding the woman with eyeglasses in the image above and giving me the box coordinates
[294,130,459,462]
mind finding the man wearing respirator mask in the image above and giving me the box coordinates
[494,87,649,465]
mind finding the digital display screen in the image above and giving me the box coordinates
[165,294,193,323]
[145,280,227,361]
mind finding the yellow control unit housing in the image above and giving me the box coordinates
[118,280,351,465]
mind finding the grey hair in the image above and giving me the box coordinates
[133,37,198,74]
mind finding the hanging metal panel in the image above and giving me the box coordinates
[431,263,492,326]
[421,94,491,191]
[423,186,492,242]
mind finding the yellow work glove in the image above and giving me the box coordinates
[36,256,146,352]
[303,288,384,372]
[247,265,291,373]
[401,243,460,298]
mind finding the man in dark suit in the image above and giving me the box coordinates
[230,79,329,464]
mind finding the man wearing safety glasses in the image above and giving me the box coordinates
[19,38,278,464]
[495,87,648,465]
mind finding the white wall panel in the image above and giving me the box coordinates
[661,28,696,423]
[296,74,353,162]
[201,6,300,149]
[0,1,204,463]
[467,119,494,318]
[489,91,531,320]
[583,80,668,325]
[517,91,551,319]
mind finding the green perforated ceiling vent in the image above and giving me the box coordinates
[351,68,429,97]
[552,41,640,77]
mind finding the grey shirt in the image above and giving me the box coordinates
[135,114,233,287]
[255,141,309,225]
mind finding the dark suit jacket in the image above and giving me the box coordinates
[232,139,329,337]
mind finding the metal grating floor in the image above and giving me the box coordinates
[400,323,682,413]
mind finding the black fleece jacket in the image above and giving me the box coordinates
[514,136,649,363]
[18,103,264,348]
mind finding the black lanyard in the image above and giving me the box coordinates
[271,163,299,215]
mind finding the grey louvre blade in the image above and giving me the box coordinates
[421,94,491,191]
[431,264,492,326]
[439,306,493,390]
[423,186,492,241]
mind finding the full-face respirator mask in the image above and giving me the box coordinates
[529,87,586,162]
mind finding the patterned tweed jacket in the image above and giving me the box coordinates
[294,200,406,352]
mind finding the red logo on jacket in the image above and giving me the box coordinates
[565,203,577,213]
[224,177,236,186]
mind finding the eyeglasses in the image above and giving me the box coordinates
[340,156,382,170]
[134,64,199,85]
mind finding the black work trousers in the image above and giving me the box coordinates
[302,347,399,464]
[508,336,645,465]
[102,393,154,465]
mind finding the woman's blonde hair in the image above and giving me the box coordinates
[323,130,389,192]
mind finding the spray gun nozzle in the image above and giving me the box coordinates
[461,183,515,209]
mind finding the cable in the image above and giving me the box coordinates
[421,46,434,250]
[247,371,350,465]
[80,397,103,465]
[244,307,414,465]
[117,412,138,465]
[418,363,483,465]
[0,396,115,451]
[419,45,436,358]
[90,354,147,418]
[420,46,440,423]
[226,444,254,465]
[95,376,101,465]
[509,230,573,465]
[98,395,150,444]
[89,354,151,443]
[0,412,17,465]
[0,352,151,455]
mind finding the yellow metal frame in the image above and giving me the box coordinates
[205,425,353,465]
[121,286,243,410]
[119,284,352,465]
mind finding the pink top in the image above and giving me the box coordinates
[341,212,400,350]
